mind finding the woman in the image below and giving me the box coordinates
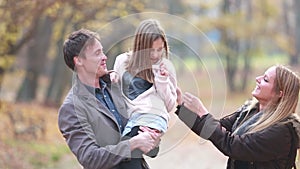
[177,65,300,169]
[112,19,177,169]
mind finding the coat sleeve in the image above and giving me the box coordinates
[177,106,291,162]
[219,110,243,132]
[113,52,130,76]
[219,113,239,132]
[58,102,131,169]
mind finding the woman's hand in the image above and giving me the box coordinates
[182,92,209,117]
[176,87,183,105]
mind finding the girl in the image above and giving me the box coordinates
[112,19,177,169]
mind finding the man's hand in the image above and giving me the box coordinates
[129,126,162,154]
[139,126,162,148]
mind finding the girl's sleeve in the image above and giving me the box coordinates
[154,59,177,113]
[111,52,130,82]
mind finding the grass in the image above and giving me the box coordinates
[0,101,70,169]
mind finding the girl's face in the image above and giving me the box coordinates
[150,38,164,64]
[252,66,277,104]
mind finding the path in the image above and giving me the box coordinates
[55,115,227,169]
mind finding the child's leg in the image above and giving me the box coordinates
[119,126,161,169]
[145,145,159,158]
[119,126,144,169]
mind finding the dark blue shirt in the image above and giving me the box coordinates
[122,71,153,100]
[85,79,124,132]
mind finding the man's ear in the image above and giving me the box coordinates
[73,56,83,66]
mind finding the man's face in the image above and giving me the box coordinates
[79,39,107,78]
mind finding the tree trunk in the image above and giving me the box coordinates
[222,0,240,92]
[282,0,296,66]
[221,0,253,93]
[44,24,71,106]
[227,38,239,92]
[292,0,300,65]
[240,0,253,92]
[16,16,53,102]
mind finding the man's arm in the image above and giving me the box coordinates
[59,102,159,169]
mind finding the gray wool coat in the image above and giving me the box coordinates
[58,74,132,169]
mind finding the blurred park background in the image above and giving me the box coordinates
[1,0,300,168]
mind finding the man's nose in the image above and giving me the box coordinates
[102,54,107,60]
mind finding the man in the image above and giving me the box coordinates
[58,29,160,169]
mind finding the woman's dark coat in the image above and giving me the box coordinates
[177,101,300,169]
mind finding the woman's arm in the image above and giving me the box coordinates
[219,111,241,132]
[208,116,291,161]
[177,92,291,162]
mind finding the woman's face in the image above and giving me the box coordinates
[150,38,164,64]
[252,66,277,104]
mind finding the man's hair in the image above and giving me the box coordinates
[63,29,100,70]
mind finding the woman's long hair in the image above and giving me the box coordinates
[247,65,300,133]
[126,19,169,83]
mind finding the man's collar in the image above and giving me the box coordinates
[83,77,108,95]
[84,83,97,94]
[99,78,107,89]
[73,73,112,95]
[101,74,112,86]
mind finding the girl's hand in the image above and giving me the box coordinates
[159,63,169,76]
[109,71,119,83]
